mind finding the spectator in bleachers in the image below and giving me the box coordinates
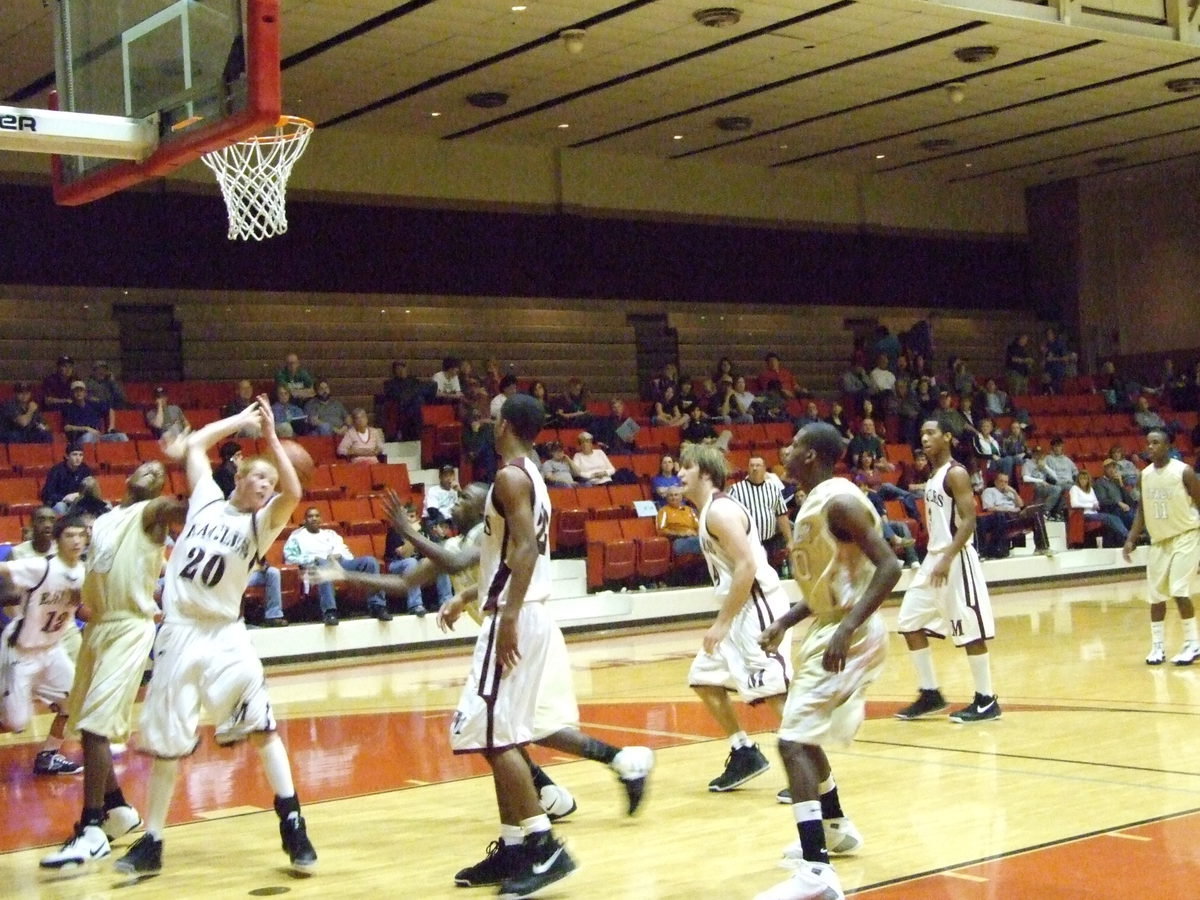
[897,448,932,493]
[868,353,897,413]
[1107,445,1141,501]
[851,450,919,520]
[1000,420,1030,468]
[223,379,263,438]
[655,487,700,557]
[1040,327,1076,394]
[846,418,885,465]
[304,380,351,437]
[84,360,128,410]
[873,325,902,370]
[727,456,791,561]
[42,355,77,413]
[461,406,497,483]
[283,506,391,625]
[948,357,975,398]
[933,391,972,440]
[569,432,615,485]
[271,385,308,438]
[383,505,451,617]
[489,374,519,422]
[541,442,575,488]
[527,380,550,416]
[1,381,52,443]
[713,376,753,425]
[652,384,689,427]
[1152,358,1187,408]
[1044,436,1079,488]
[554,377,593,431]
[431,356,464,403]
[337,408,385,464]
[712,356,736,385]
[650,363,680,405]
[1095,459,1137,529]
[882,516,921,568]
[979,472,1051,559]
[681,404,732,451]
[840,362,871,402]
[980,377,1011,418]
[12,507,56,559]
[904,312,935,367]
[756,381,790,423]
[382,360,428,441]
[145,385,189,438]
[676,379,698,417]
[590,398,637,454]
[894,380,921,447]
[973,418,1015,478]
[758,353,799,400]
[651,454,681,504]
[275,352,316,402]
[248,560,288,627]
[793,399,822,430]
[911,353,935,388]
[731,376,758,419]
[481,358,503,398]
[64,380,128,443]
[42,444,93,514]
[1133,396,1168,434]
[424,465,462,523]
[1022,446,1066,520]
[1069,471,1130,546]
[826,401,852,440]
[1005,333,1035,396]
[213,440,241,498]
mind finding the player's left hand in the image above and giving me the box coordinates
[307,560,346,586]
[759,620,785,653]
[703,619,731,655]
[160,427,192,460]
[438,594,466,633]
[823,623,853,673]
[497,610,521,670]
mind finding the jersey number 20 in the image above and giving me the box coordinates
[179,547,227,588]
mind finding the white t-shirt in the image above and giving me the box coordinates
[432,371,461,396]
[283,527,353,566]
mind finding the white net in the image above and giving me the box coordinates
[201,116,313,241]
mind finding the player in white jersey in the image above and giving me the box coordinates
[115,397,317,877]
[41,461,186,869]
[1122,428,1200,665]
[450,394,577,897]
[753,423,901,900]
[678,443,794,794]
[896,414,999,724]
[0,516,88,776]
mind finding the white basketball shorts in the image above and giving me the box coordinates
[0,623,74,733]
[688,582,793,703]
[898,546,994,646]
[138,619,276,758]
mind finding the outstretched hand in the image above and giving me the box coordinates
[306,560,346,586]
[160,427,192,461]
[382,488,418,536]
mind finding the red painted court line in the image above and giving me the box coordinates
[853,809,1200,898]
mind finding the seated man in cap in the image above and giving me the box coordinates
[84,360,129,410]
[145,386,190,438]
[42,355,77,413]
[0,382,52,443]
[63,381,129,443]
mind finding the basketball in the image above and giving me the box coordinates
[278,439,315,485]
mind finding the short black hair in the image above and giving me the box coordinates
[53,514,87,538]
[1148,426,1173,443]
[925,413,958,437]
[218,441,241,462]
[501,393,545,442]
[499,373,518,391]
[442,356,461,371]
[800,422,846,466]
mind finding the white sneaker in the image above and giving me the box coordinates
[39,823,110,869]
[1146,644,1166,666]
[102,805,143,841]
[755,861,844,900]
[1172,641,1200,666]
[611,746,655,815]
[781,818,863,867]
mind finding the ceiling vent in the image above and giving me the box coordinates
[1165,77,1200,93]
[919,138,956,152]
[466,91,509,109]
[715,115,753,131]
[693,7,742,27]
[954,45,998,63]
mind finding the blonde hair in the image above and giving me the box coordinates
[680,443,729,490]
[236,456,279,484]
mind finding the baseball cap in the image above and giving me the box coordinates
[57,355,73,365]
[70,380,87,390]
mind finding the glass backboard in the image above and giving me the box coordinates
[52,0,280,205]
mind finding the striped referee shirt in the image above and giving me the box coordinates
[727,476,788,542]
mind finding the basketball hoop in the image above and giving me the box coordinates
[201,115,314,241]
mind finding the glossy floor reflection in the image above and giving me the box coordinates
[4,575,1200,898]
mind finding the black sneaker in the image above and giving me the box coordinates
[323,611,339,627]
[280,813,318,872]
[454,840,523,887]
[114,834,162,875]
[33,750,84,775]
[948,693,1002,723]
[776,787,791,804]
[894,689,948,720]
[498,832,576,900]
[369,604,394,622]
[707,744,770,792]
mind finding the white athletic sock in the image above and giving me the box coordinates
[910,647,938,691]
[1151,621,1165,646]
[818,775,836,796]
[500,824,524,847]
[791,799,822,824]
[1184,617,1198,644]
[144,758,179,840]
[257,734,296,799]
[967,653,994,699]
[520,814,551,837]
[729,731,752,750]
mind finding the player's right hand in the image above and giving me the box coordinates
[759,620,785,653]
[497,610,521,670]
[306,560,346,585]
[1121,542,1134,563]
[438,595,466,633]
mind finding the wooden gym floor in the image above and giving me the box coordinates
[3,574,1200,898]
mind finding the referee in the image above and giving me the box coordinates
[727,456,792,567]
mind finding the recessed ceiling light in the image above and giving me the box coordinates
[875,153,886,160]
[430,111,441,117]
[557,123,570,129]
[673,134,684,140]
[511,5,527,10]
[778,143,788,149]
[964,162,973,168]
